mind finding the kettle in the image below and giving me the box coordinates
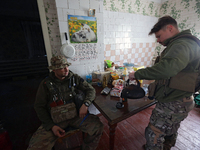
[121,79,145,102]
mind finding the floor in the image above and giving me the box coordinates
[97,105,200,150]
[1,77,200,150]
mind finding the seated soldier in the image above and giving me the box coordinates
[27,55,104,150]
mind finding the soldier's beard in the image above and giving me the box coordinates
[55,71,69,80]
[63,71,69,77]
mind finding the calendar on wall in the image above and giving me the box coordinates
[70,43,98,61]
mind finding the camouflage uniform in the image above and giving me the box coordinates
[27,56,103,150]
[27,114,103,150]
[135,30,200,150]
[145,96,194,150]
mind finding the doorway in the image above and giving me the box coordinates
[0,0,49,149]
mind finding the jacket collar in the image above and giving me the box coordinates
[163,29,192,46]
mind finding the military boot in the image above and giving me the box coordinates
[163,133,177,150]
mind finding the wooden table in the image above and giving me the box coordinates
[93,85,157,150]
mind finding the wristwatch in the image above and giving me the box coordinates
[84,102,90,107]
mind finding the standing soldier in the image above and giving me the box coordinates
[129,16,200,150]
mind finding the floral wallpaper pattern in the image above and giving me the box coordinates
[43,0,200,56]
[104,0,161,17]
[157,0,200,54]
[43,0,61,57]
[103,0,200,55]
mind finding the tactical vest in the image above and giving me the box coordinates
[44,76,76,104]
[155,34,200,93]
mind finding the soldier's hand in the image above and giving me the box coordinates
[79,104,88,118]
[52,125,65,137]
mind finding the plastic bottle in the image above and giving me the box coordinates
[86,66,92,84]
[123,67,128,86]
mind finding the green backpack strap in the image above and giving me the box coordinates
[70,76,77,96]
[44,77,58,94]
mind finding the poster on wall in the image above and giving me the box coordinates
[68,15,97,43]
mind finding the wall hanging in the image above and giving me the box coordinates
[68,15,97,43]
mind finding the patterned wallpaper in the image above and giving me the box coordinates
[160,0,200,37]
[103,0,160,67]
[42,0,161,60]
[103,0,200,55]
[42,0,200,62]
[103,0,161,17]
[103,0,200,37]
[159,0,200,54]
[43,0,62,57]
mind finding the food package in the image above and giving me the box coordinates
[110,79,124,97]
[110,88,122,97]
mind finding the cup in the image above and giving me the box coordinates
[86,74,92,83]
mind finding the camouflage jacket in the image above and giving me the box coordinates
[135,30,200,102]
[34,71,96,130]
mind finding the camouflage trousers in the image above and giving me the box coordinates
[145,96,195,150]
[27,114,104,150]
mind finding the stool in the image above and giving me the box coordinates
[53,127,86,150]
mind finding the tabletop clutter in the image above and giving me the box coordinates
[86,60,150,104]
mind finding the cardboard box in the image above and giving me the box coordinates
[92,71,111,85]
[110,89,121,97]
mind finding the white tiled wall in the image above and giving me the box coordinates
[104,11,158,66]
[40,0,200,115]
[43,0,160,74]
[43,0,200,71]
[55,0,104,78]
